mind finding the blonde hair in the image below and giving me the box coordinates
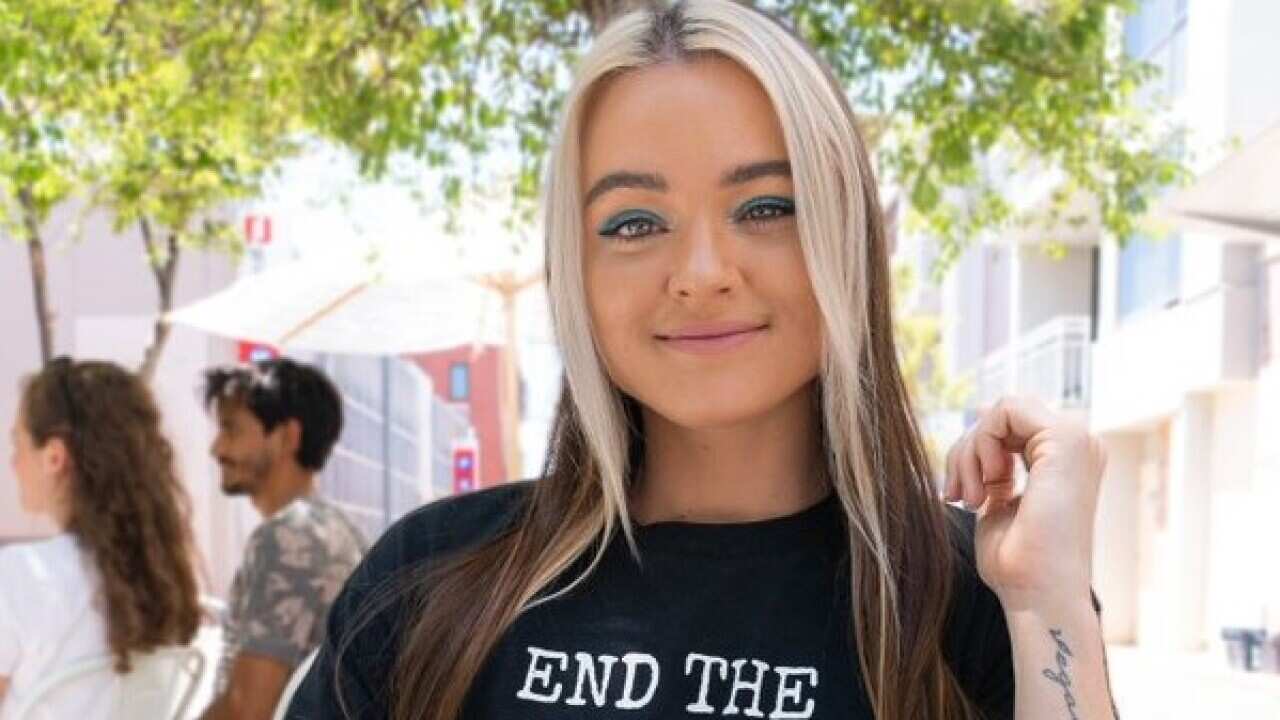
[372,3,979,718]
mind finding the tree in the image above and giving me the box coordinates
[1,1,302,376]
[0,1,110,363]
[5,0,1183,376]
[87,1,302,380]
[287,0,1185,270]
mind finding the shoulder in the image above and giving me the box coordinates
[0,535,79,578]
[249,496,345,549]
[277,495,367,553]
[363,480,535,577]
[315,481,535,681]
[0,541,34,591]
[308,496,366,540]
[329,480,534,627]
[0,536,86,616]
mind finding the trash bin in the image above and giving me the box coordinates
[1264,633,1280,674]
[1222,627,1267,671]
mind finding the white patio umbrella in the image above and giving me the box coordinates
[166,245,547,478]
[165,248,529,354]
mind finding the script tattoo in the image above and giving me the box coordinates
[1041,628,1080,719]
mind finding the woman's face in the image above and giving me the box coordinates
[580,56,823,429]
[9,409,70,519]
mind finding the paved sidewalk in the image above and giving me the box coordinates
[1108,644,1280,719]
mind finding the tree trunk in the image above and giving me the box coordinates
[138,220,180,382]
[18,187,55,365]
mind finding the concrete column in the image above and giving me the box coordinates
[1095,431,1143,643]
[1097,237,1121,339]
[1253,319,1280,639]
[1166,393,1214,650]
[1007,243,1022,397]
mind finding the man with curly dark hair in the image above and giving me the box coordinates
[199,358,366,720]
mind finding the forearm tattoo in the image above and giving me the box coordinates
[1042,628,1080,719]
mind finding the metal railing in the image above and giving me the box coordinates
[977,315,1092,410]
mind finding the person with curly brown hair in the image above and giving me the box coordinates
[0,357,202,718]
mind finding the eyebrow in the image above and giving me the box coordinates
[584,172,667,207]
[583,160,792,207]
[721,160,792,185]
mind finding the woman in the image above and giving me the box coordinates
[292,2,1115,718]
[0,358,201,717]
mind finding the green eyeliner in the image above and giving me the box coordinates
[598,209,664,236]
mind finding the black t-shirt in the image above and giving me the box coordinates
[289,481,1017,719]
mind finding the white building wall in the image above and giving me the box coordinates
[941,244,991,378]
[1203,384,1265,646]
[1092,1,1280,666]
[1224,2,1280,144]
[1095,432,1142,643]
[1163,394,1213,650]
[1018,246,1093,333]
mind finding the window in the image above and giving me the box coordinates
[1117,233,1182,320]
[1124,0,1190,101]
[449,362,470,401]
[1116,128,1185,322]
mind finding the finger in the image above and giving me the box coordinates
[958,432,985,511]
[942,427,967,502]
[974,430,1013,485]
[983,396,1059,454]
[975,431,1018,505]
[943,435,962,502]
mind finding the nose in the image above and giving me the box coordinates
[667,218,742,302]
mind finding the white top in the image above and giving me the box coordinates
[0,534,111,720]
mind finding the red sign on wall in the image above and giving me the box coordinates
[452,447,478,494]
[237,341,279,363]
[243,215,273,246]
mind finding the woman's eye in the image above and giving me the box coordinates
[599,211,665,241]
[736,197,795,225]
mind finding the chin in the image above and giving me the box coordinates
[631,369,817,431]
[649,391,789,430]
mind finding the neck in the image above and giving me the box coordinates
[49,502,73,533]
[47,474,74,531]
[632,384,828,525]
[251,464,316,518]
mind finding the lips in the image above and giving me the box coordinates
[659,321,768,340]
[656,321,768,354]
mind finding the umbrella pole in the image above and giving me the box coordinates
[479,271,541,482]
[501,288,522,481]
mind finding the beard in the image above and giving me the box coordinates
[218,449,273,497]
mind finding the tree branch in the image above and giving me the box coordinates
[18,187,55,364]
[137,219,180,382]
[101,0,132,36]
